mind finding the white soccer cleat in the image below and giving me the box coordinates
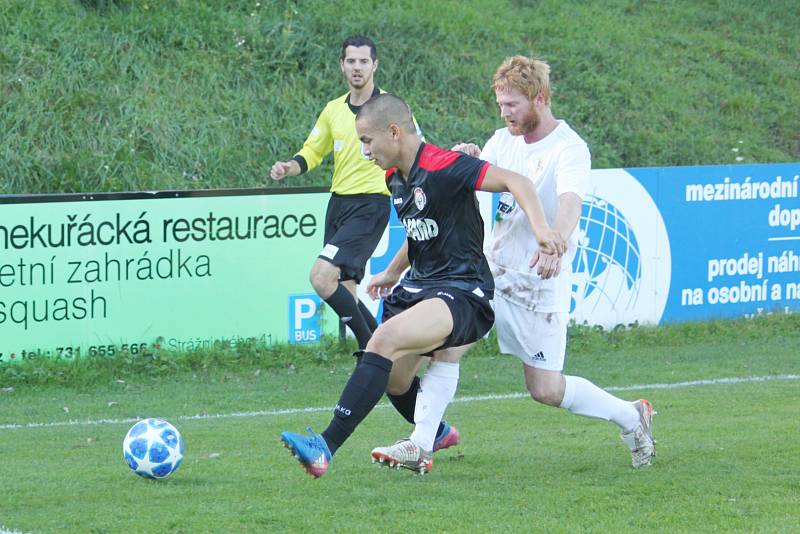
[620,399,656,469]
[370,439,433,474]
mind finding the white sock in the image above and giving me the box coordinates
[410,362,459,451]
[560,375,640,432]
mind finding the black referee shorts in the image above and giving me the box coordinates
[381,286,495,351]
[318,193,390,284]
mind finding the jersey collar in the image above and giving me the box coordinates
[345,86,381,114]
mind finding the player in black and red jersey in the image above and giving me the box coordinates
[280,93,565,478]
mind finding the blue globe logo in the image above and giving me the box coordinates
[570,195,642,315]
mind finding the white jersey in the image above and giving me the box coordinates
[482,121,590,312]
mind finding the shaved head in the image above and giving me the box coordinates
[356,93,417,133]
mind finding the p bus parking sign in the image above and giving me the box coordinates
[288,294,322,344]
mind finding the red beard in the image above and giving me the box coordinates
[508,108,540,136]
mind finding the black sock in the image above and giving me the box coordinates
[387,375,420,424]
[324,284,372,349]
[322,352,392,455]
[386,375,447,437]
[358,299,379,332]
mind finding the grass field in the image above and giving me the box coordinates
[2,2,798,532]
[0,315,798,533]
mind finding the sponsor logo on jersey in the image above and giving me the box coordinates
[393,196,403,206]
[496,192,516,221]
[402,218,439,241]
[413,187,427,210]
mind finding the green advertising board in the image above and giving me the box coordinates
[0,188,338,362]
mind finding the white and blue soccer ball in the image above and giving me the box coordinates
[123,418,184,479]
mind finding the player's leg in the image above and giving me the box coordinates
[319,296,454,456]
[409,344,471,451]
[340,194,388,338]
[494,295,655,467]
[371,345,468,473]
[384,354,429,428]
[310,258,373,350]
[523,366,655,467]
[281,293,454,477]
[385,361,459,452]
[310,194,389,350]
[358,299,379,332]
[371,289,493,474]
[383,301,457,451]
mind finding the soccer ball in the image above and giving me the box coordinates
[123,418,184,479]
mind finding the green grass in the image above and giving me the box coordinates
[2,0,798,194]
[0,314,798,532]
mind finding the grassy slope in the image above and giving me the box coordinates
[1,0,798,194]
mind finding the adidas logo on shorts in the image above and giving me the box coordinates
[531,351,545,361]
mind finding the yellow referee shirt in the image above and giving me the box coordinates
[295,89,422,196]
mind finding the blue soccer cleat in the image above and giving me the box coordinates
[280,428,332,478]
[433,421,460,452]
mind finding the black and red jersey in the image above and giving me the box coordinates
[386,143,494,296]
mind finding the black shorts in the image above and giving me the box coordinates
[381,286,495,351]
[319,193,390,283]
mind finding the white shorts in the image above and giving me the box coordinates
[493,294,567,371]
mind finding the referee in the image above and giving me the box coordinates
[270,36,390,349]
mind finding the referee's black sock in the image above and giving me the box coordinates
[322,352,392,455]
[358,299,379,332]
[324,284,372,349]
[387,375,447,438]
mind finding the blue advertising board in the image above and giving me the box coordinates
[628,163,798,323]
[357,163,799,328]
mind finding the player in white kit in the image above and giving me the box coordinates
[453,56,656,469]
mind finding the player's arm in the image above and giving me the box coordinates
[531,193,582,278]
[367,240,410,300]
[270,106,333,181]
[270,159,302,180]
[553,193,582,242]
[479,165,567,259]
[532,143,590,276]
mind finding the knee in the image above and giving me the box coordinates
[309,266,337,297]
[528,382,562,407]
[366,325,396,358]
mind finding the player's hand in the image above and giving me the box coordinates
[270,161,293,181]
[530,250,562,279]
[451,143,481,157]
[535,228,567,257]
[367,271,400,300]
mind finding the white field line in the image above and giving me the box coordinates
[1,374,797,432]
